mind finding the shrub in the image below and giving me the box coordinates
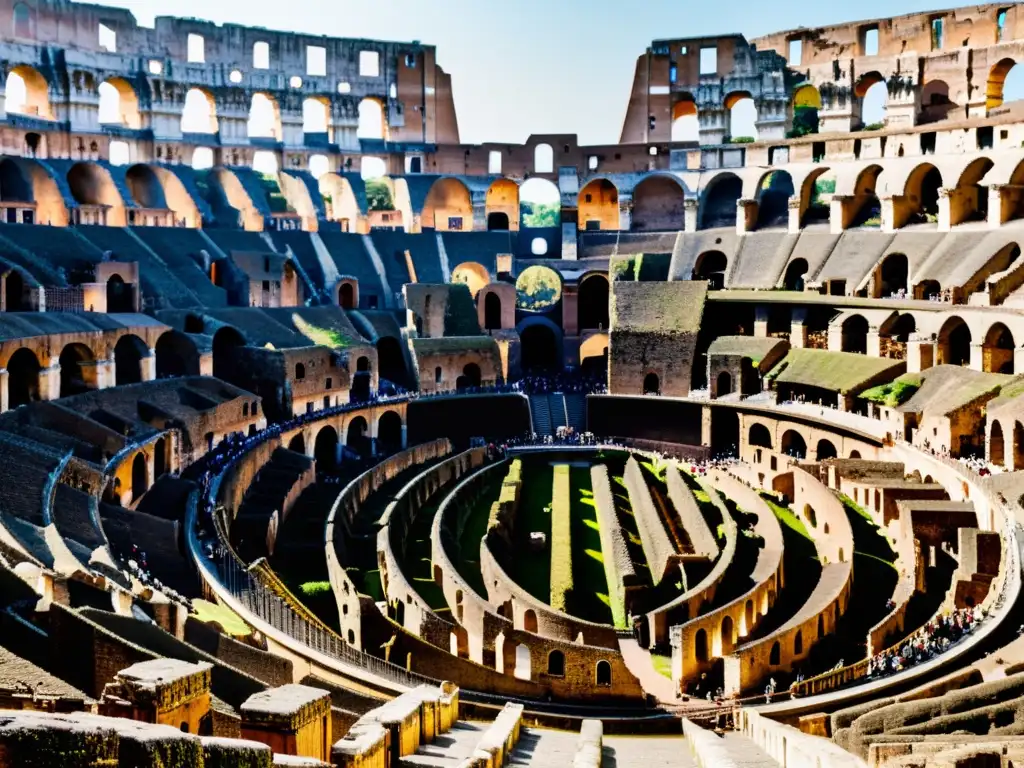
[730,136,756,143]
[298,581,331,597]
[443,283,482,336]
[549,465,573,612]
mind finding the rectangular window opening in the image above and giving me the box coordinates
[669,64,677,84]
[699,46,717,75]
[98,23,116,52]
[998,9,1009,41]
[488,150,502,174]
[307,45,327,76]
[187,33,205,63]
[920,132,936,154]
[253,41,270,69]
[978,126,994,149]
[404,53,416,68]
[863,27,879,56]
[931,18,944,50]
[788,38,802,66]
[359,50,380,77]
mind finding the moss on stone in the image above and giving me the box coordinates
[443,283,482,336]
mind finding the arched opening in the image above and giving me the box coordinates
[781,430,807,459]
[485,177,518,230]
[643,372,660,395]
[534,144,553,174]
[769,641,781,665]
[841,315,869,354]
[451,262,490,298]
[783,259,808,291]
[595,660,612,686]
[155,331,200,379]
[212,326,245,382]
[294,362,305,381]
[519,323,561,371]
[67,162,123,218]
[484,292,502,330]
[856,72,888,129]
[376,336,407,390]
[984,323,1015,374]
[903,164,943,225]
[938,316,971,366]
[920,79,955,123]
[346,416,370,456]
[695,628,709,662]
[547,650,565,676]
[987,58,1024,111]
[721,615,735,654]
[717,371,733,397]
[578,274,609,331]
[1015,422,1024,469]
[951,159,994,226]
[314,426,339,472]
[4,65,52,120]
[59,343,95,397]
[339,282,356,309]
[523,609,538,633]
[700,174,742,229]
[632,175,686,231]
[105,274,133,313]
[878,254,909,298]
[745,600,755,632]
[756,171,794,229]
[5,270,25,311]
[114,334,148,386]
[487,212,509,230]
[915,279,942,301]
[725,91,758,141]
[247,92,280,139]
[519,178,560,229]
[191,147,214,171]
[578,179,619,231]
[514,645,532,681]
[154,437,168,478]
[309,154,329,179]
[124,164,167,210]
[692,250,728,289]
[7,348,41,407]
[357,98,386,140]
[377,411,403,454]
[131,453,148,501]
[749,423,772,449]
[423,177,472,231]
[850,165,883,228]
[801,169,834,226]
[791,84,821,137]
[456,363,481,391]
[816,439,837,460]
[181,88,217,134]
[302,97,330,136]
[671,98,699,141]
[794,629,803,655]
[991,421,1005,466]
[516,265,562,311]
[288,433,306,454]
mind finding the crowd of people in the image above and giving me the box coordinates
[866,606,983,678]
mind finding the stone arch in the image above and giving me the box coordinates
[816,439,838,460]
[984,322,1015,374]
[749,423,772,449]
[988,57,1019,111]
[950,158,994,227]
[314,425,339,471]
[781,429,807,459]
[114,334,148,386]
[692,250,728,289]
[877,253,909,298]
[67,162,126,225]
[595,660,612,686]
[717,371,733,397]
[98,77,140,129]
[900,162,942,226]
[849,164,883,228]
[671,97,699,141]
[841,314,869,354]
[124,164,166,210]
[338,279,358,309]
[643,372,660,395]
[700,173,742,229]
[376,336,406,389]
[288,433,306,454]
[725,90,758,141]
[155,331,199,378]
[547,650,565,676]
[422,177,472,231]
[578,178,619,231]
[755,170,794,229]
[247,92,281,139]
[377,410,403,453]
[181,88,218,134]
[769,640,781,665]
[523,609,538,633]
[517,316,563,371]
[302,96,331,137]
[131,452,148,501]
[212,326,245,381]
[783,259,809,291]
[578,273,610,331]
[451,262,490,298]
[7,347,41,407]
[745,599,755,632]
[855,71,888,128]
[346,416,369,456]
[106,273,133,313]
[632,175,685,231]
[938,316,971,366]
[798,167,832,226]
[484,292,502,331]
[357,98,386,140]
[519,178,560,228]
[4,65,52,120]
[59,342,95,398]
[991,420,1005,466]
[485,178,519,230]
[791,83,821,136]
[695,628,709,662]
[920,79,956,123]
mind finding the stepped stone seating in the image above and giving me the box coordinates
[206,229,277,256]
[529,395,552,437]
[232,448,315,563]
[0,230,62,284]
[564,393,586,432]
[815,230,896,290]
[270,231,327,295]
[367,230,418,288]
[99,502,198,597]
[136,475,198,523]
[0,223,102,277]
[51,483,106,554]
[729,230,796,288]
[0,431,68,527]
[4,421,107,464]
[270,483,341,587]
[132,226,230,307]
[316,232,386,304]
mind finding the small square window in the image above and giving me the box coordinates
[359,50,380,77]
[187,33,205,63]
[405,53,416,68]
[699,47,717,75]
[337,81,351,94]
[680,45,688,55]
[488,150,502,174]
[307,45,326,76]
[98,23,116,52]
[588,155,598,171]
[148,60,163,75]
[253,41,270,69]
[931,17,943,50]
[290,75,302,88]
[649,146,658,156]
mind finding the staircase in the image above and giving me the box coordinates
[564,393,587,432]
[529,394,553,437]
[232,448,314,562]
[549,393,568,432]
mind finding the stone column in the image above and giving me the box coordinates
[970,342,985,372]
[905,337,933,373]
[736,198,758,235]
[471,199,488,232]
[827,325,843,352]
[199,352,214,377]
[753,306,769,338]
[0,368,7,413]
[39,362,61,401]
[789,321,808,348]
[81,358,116,390]
[701,405,712,447]
[936,187,953,232]
[829,195,851,234]
[684,198,699,232]
[988,184,1024,229]
[618,197,633,231]
[866,329,882,358]
[787,196,802,234]
[879,195,898,233]
[141,349,157,382]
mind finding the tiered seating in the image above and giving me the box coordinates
[564,393,586,432]
[0,431,67,526]
[132,227,229,307]
[317,231,386,306]
[549,393,568,432]
[529,394,552,436]
[367,230,416,288]
[440,231,514,274]
[98,502,198,597]
[231,448,314,563]
[270,483,341,589]
[204,229,275,255]
[51,484,106,556]
[0,223,102,279]
[269,230,327,294]
[76,226,201,309]
[0,230,62,284]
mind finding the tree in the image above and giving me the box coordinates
[365,179,393,211]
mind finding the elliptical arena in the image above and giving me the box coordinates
[0,2,1023,767]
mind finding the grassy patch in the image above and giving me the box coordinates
[550,465,573,612]
[399,498,451,614]
[651,652,673,679]
[510,461,554,601]
[192,599,251,637]
[453,474,502,596]
[569,467,612,625]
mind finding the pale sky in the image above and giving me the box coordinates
[98,0,985,146]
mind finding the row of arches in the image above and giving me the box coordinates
[285,413,404,467]
[748,424,838,461]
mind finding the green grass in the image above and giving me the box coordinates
[510,462,554,601]
[569,467,613,625]
[192,599,251,637]
[453,474,503,596]
[399,498,451,614]
[651,652,673,679]
[550,465,573,612]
